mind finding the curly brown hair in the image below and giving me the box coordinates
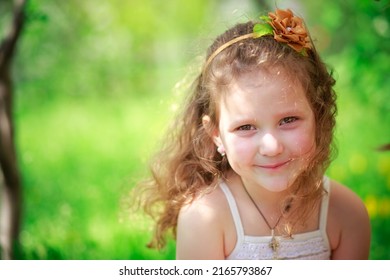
[135,20,337,249]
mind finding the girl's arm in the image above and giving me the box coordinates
[328,181,371,259]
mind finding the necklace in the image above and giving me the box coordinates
[241,179,283,257]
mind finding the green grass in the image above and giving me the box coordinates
[15,95,176,259]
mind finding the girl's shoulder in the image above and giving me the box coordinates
[326,179,371,259]
[327,179,368,222]
[179,184,229,222]
[176,183,232,259]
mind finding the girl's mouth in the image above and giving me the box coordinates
[258,159,292,170]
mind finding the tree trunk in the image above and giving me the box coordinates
[0,0,26,260]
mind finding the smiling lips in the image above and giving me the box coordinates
[258,159,292,170]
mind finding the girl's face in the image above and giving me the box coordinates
[213,68,316,192]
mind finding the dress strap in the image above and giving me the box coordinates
[318,176,331,251]
[219,181,245,241]
[319,177,330,229]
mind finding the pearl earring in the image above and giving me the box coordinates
[217,146,226,156]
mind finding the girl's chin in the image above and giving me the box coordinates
[261,185,290,193]
[253,176,297,193]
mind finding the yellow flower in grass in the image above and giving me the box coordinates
[365,196,390,218]
[378,197,390,217]
[365,195,378,217]
[348,153,367,175]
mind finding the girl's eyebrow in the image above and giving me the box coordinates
[276,108,305,116]
[227,115,257,127]
[275,100,310,114]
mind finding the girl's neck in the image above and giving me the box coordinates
[227,171,289,208]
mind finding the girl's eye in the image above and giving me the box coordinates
[237,124,256,131]
[279,116,298,126]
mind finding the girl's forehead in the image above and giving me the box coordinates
[234,67,298,88]
[223,68,306,101]
[215,67,313,117]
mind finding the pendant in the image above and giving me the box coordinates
[269,229,280,252]
[269,235,279,252]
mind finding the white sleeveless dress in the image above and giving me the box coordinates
[220,177,331,260]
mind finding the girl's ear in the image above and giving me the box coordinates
[202,115,222,147]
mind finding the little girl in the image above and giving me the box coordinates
[137,8,370,259]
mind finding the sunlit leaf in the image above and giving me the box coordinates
[253,23,273,38]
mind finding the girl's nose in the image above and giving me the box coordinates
[259,133,283,156]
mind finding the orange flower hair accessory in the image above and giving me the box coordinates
[267,9,312,53]
[253,9,312,54]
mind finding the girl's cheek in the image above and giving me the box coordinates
[228,137,256,157]
[290,131,316,156]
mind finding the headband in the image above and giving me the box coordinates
[204,9,312,71]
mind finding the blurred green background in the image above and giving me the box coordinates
[3,0,390,259]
